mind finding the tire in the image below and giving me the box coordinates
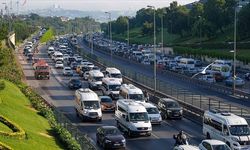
[206,132,211,139]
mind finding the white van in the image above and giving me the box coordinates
[115,99,152,137]
[101,78,121,100]
[53,51,63,62]
[178,58,195,69]
[120,84,145,102]
[88,70,104,90]
[74,88,102,121]
[203,109,250,149]
[105,68,123,83]
[139,102,162,125]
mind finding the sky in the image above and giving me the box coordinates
[0,0,196,12]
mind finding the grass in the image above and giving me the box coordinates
[0,122,12,133]
[0,80,63,150]
[40,28,54,43]
[112,27,180,45]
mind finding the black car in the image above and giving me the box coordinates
[70,61,78,70]
[96,126,126,149]
[157,98,183,119]
[68,79,82,89]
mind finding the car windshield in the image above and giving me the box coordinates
[83,101,100,109]
[109,85,120,91]
[212,145,231,150]
[110,73,122,78]
[101,97,112,103]
[104,128,120,135]
[229,125,250,136]
[146,107,159,114]
[129,112,149,122]
[94,77,103,81]
[129,94,144,101]
[71,79,81,84]
[166,101,180,108]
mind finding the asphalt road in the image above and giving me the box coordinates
[17,44,205,150]
[78,38,250,109]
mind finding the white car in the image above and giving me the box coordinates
[199,74,216,83]
[174,145,199,150]
[199,140,231,150]
[63,67,73,76]
[55,61,64,69]
[83,71,90,80]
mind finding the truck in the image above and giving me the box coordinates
[33,59,50,79]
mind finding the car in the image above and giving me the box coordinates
[199,140,231,150]
[92,66,101,71]
[157,98,183,119]
[55,61,64,69]
[68,79,82,89]
[96,126,126,149]
[99,96,115,112]
[63,67,73,76]
[70,62,78,70]
[199,74,216,83]
[225,77,245,87]
[245,73,250,81]
[83,71,90,80]
[174,145,199,150]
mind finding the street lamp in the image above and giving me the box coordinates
[147,5,156,93]
[127,16,130,46]
[105,11,112,59]
[232,2,242,95]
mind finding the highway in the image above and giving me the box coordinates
[17,44,205,150]
[78,38,250,109]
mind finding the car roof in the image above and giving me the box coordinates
[177,145,199,150]
[101,126,117,130]
[202,139,226,145]
[99,96,111,99]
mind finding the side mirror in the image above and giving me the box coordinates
[126,117,129,122]
[173,135,177,139]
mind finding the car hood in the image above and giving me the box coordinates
[106,135,125,142]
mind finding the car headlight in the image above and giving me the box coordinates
[180,110,183,114]
[121,139,126,143]
[105,139,112,143]
[231,137,239,142]
[167,110,172,113]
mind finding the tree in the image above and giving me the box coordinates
[238,3,250,39]
[141,21,153,35]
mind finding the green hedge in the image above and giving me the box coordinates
[0,115,26,139]
[173,46,250,64]
[0,141,12,150]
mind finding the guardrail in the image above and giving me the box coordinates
[88,40,250,100]
[73,41,250,124]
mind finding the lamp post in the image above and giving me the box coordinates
[147,5,156,93]
[127,16,130,46]
[105,12,112,59]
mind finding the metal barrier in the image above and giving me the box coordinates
[74,42,250,124]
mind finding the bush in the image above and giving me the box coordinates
[0,80,5,91]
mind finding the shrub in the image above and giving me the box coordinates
[0,80,5,91]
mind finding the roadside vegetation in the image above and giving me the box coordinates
[102,0,250,61]
[0,80,63,150]
[40,28,55,43]
[0,28,81,149]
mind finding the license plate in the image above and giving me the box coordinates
[114,143,120,146]
[140,132,146,135]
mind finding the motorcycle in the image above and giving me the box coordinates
[173,134,189,146]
